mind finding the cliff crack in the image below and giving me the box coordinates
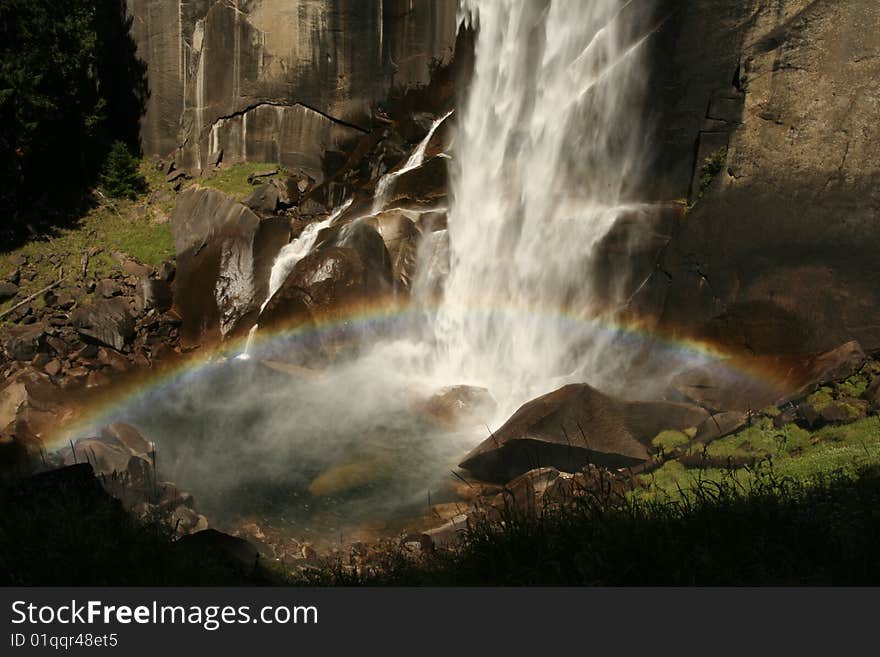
[206,101,370,134]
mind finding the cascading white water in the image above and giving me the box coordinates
[238,198,354,359]
[372,110,455,213]
[428,0,654,414]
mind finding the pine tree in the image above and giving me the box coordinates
[100,141,146,200]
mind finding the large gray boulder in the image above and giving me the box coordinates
[171,187,289,344]
[460,383,709,483]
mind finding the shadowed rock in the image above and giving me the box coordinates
[670,341,867,412]
[460,383,709,483]
[71,299,135,351]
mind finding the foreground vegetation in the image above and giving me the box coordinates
[311,464,880,586]
[4,457,878,586]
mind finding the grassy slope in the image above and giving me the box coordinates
[0,160,283,321]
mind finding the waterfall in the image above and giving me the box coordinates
[372,110,455,213]
[429,0,653,411]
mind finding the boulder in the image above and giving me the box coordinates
[171,187,290,343]
[101,423,153,456]
[3,324,47,361]
[71,298,135,351]
[0,281,19,301]
[367,211,423,292]
[259,241,392,342]
[421,386,497,429]
[460,383,709,483]
[315,220,394,292]
[243,183,280,215]
[62,438,143,478]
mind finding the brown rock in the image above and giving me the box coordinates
[44,360,62,377]
[101,423,153,456]
[460,383,709,483]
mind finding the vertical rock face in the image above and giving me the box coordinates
[127,0,458,174]
[634,0,880,356]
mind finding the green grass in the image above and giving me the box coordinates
[189,162,284,199]
[0,159,175,319]
[638,417,880,500]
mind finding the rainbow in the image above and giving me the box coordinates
[45,298,773,451]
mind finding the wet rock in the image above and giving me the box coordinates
[71,298,135,351]
[6,269,21,286]
[171,505,208,536]
[0,282,19,301]
[367,211,423,292]
[460,383,709,483]
[399,112,437,143]
[421,385,497,429]
[258,245,391,350]
[101,423,153,456]
[316,220,394,292]
[62,438,136,476]
[494,467,564,516]
[385,155,448,207]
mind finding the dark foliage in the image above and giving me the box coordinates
[101,140,147,199]
[0,465,267,586]
[311,465,880,586]
[0,0,147,245]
